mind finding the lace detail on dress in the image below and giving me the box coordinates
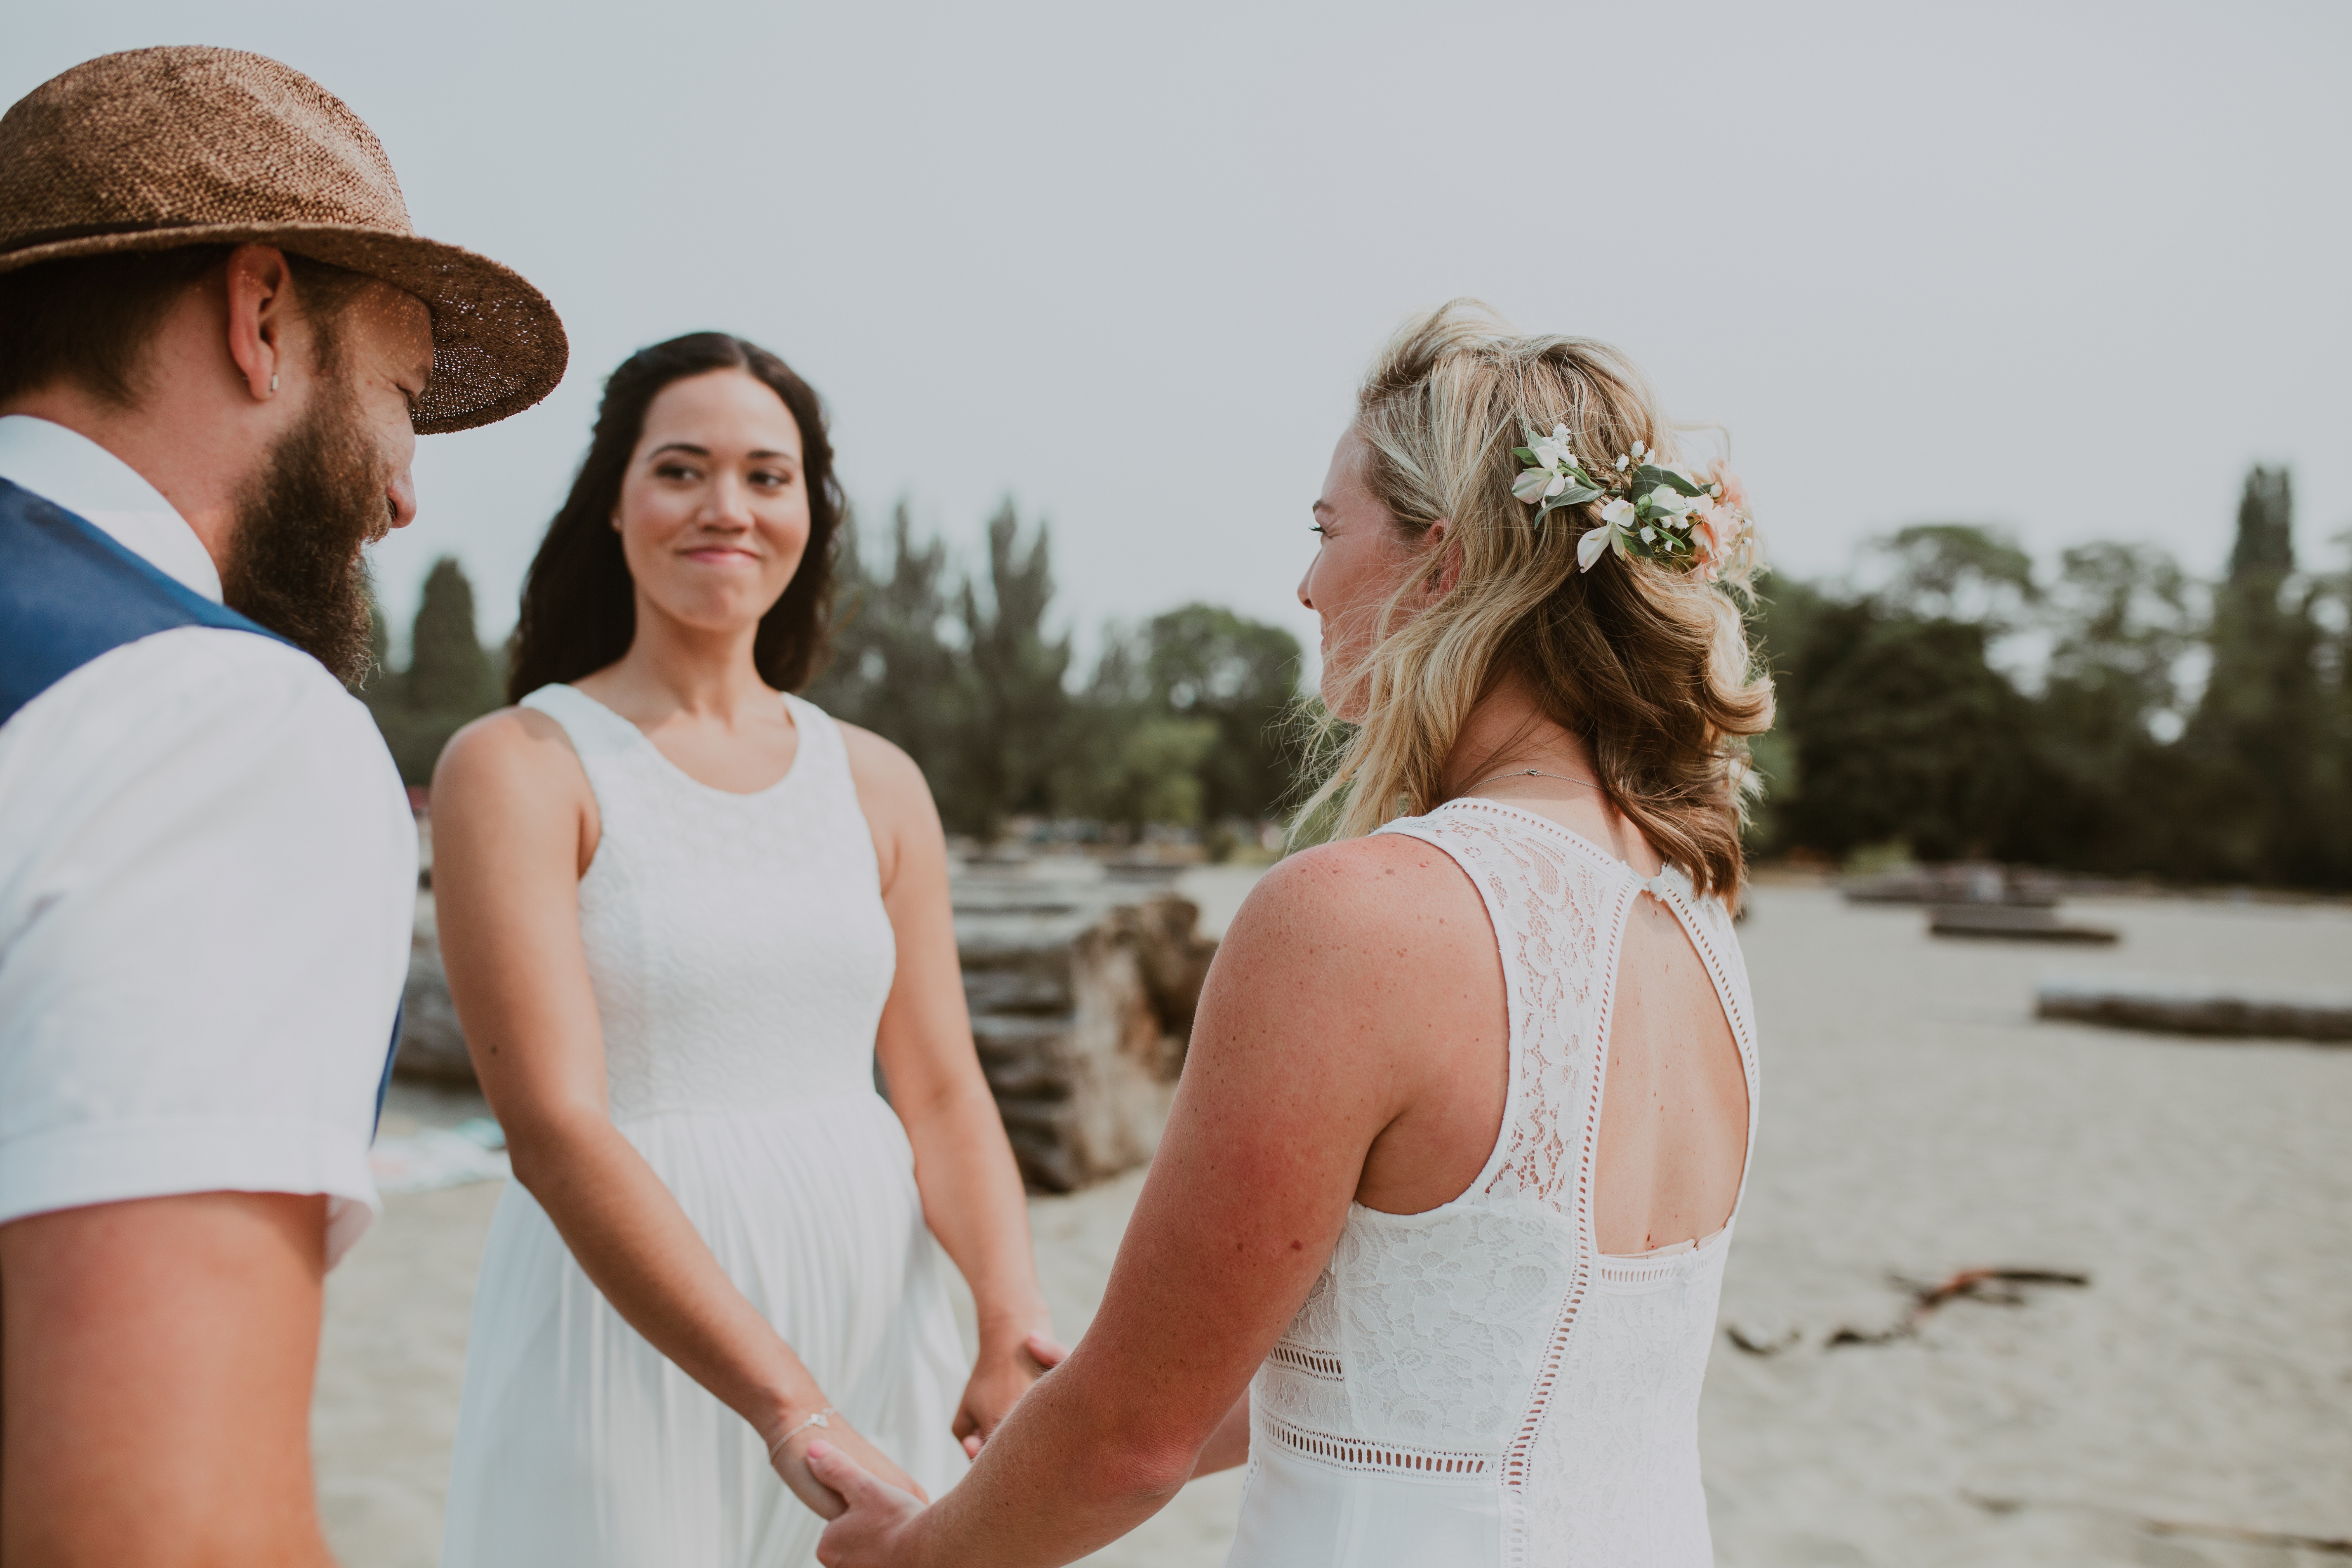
[1387,803,1622,1211]
[1259,1413,1495,1478]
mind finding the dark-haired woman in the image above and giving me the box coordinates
[433,335,1052,1567]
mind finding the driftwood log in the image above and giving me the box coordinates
[953,869,1215,1192]
[2037,976,2352,1043]
[396,864,1218,1193]
[1928,903,2117,944]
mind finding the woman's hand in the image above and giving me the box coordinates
[954,1330,1068,1457]
[811,1441,928,1567]
[771,1413,928,1521]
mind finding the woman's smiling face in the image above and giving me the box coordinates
[1298,426,1418,718]
[614,367,811,637]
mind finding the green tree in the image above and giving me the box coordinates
[1776,599,2032,861]
[950,504,1072,838]
[405,557,499,714]
[2171,467,2325,883]
[361,556,506,786]
[1873,522,2040,631]
[1137,604,1303,825]
[2007,543,2198,871]
[806,503,971,791]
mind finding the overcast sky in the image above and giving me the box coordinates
[14,2,2350,664]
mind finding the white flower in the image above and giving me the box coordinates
[1580,497,1637,572]
[1646,485,1692,515]
[1631,440,1647,461]
[1615,452,1630,471]
[1578,523,1614,571]
[1639,525,1656,543]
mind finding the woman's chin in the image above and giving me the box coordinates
[645,595,771,639]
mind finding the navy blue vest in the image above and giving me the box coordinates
[0,477,405,1130]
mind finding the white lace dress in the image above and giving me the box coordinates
[440,686,968,1568]
[1229,799,1760,1567]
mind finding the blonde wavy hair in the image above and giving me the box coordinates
[1296,301,1774,901]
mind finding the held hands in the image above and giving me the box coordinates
[810,1440,928,1567]
[953,1329,1068,1459]
[769,1408,928,1521]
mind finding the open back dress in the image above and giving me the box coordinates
[1227,798,1760,1567]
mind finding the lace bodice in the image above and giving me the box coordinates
[518,686,895,1122]
[1246,799,1759,1565]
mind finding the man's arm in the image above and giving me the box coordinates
[0,1191,337,1568]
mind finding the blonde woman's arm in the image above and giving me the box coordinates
[431,709,924,1518]
[811,833,1507,1568]
[839,725,1054,1452]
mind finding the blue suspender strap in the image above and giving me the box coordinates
[374,1004,404,1138]
[0,476,291,724]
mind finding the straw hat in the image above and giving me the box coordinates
[0,47,567,433]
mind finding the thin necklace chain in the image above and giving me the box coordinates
[1462,766,1605,796]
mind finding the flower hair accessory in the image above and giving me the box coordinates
[1512,424,1756,579]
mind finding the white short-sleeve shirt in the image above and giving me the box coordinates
[0,415,416,1265]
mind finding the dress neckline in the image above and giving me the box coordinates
[1430,796,1686,894]
[560,683,808,802]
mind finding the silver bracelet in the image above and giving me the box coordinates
[768,1406,837,1460]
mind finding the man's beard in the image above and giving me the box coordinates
[219,388,393,686]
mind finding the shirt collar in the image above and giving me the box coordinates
[0,414,224,603]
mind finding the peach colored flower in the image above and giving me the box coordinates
[1690,505,1725,565]
[1702,458,1750,516]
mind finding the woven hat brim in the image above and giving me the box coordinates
[0,223,567,434]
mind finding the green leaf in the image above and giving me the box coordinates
[1555,483,1605,507]
[1634,464,1705,497]
[1512,447,1537,465]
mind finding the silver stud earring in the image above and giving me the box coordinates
[269,373,280,393]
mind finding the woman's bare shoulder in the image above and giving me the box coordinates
[1219,833,1488,986]
[432,706,589,808]
[831,720,938,830]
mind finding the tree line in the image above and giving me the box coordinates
[362,466,2351,888]
[1749,466,2351,889]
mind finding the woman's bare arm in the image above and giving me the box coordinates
[431,710,921,1517]
[812,833,1503,1568]
[839,726,1052,1452]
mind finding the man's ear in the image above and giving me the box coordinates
[221,245,296,405]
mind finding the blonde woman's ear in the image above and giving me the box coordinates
[1425,519,1464,600]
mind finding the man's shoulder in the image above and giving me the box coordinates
[0,477,287,726]
[3,626,405,836]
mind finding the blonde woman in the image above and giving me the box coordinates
[813,303,1772,1567]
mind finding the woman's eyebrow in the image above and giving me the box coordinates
[646,442,709,459]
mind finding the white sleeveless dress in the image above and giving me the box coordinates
[440,686,968,1568]
[1229,798,1760,1567]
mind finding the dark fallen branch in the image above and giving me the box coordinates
[1724,1325,1800,1356]
[1825,1267,2091,1349]
[1963,1492,2352,1556]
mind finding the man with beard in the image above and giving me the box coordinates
[0,49,565,1564]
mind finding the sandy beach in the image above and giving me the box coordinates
[316,877,2352,1567]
